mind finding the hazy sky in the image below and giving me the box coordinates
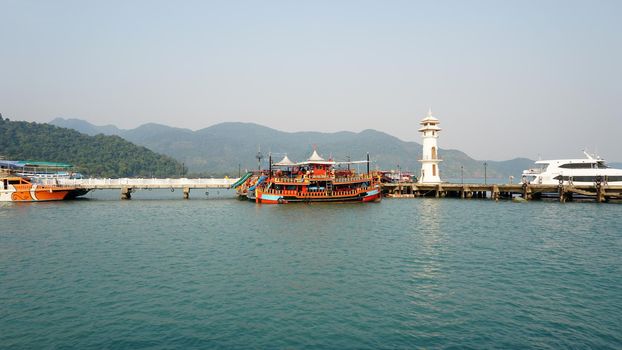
[1,0,621,161]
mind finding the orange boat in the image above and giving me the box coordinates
[0,175,77,202]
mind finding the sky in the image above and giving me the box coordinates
[1,0,621,161]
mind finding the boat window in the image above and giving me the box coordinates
[559,163,593,169]
[8,179,22,185]
[596,161,608,169]
[3,179,7,189]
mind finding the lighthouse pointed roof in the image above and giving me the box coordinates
[274,155,296,166]
[418,108,441,132]
[420,107,440,124]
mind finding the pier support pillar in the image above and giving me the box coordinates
[435,184,444,198]
[522,184,532,201]
[121,187,132,200]
[492,185,500,201]
[462,187,471,199]
[559,185,567,203]
[596,185,606,203]
[183,187,190,199]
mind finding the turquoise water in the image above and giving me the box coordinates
[1,190,621,349]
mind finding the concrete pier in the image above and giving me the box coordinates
[38,177,238,200]
[382,182,622,203]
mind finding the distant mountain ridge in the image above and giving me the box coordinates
[50,118,123,136]
[50,117,534,178]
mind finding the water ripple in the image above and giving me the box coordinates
[1,193,621,348]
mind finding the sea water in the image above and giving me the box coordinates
[1,190,621,349]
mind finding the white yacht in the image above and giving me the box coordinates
[522,152,622,185]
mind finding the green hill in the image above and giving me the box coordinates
[1,116,184,177]
[50,118,534,179]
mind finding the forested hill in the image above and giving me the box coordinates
[0,116,184,177]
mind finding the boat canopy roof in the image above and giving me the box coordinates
[0,160,73,169]
[307,150,325,162]
[294,149,335,166]
[274,155,296,166]
[272,149,370,166]
[22,161,73,168]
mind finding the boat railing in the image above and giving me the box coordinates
[271,174,372,183]
[272,177,306,183]
[262,187,373,197]
[333,175,371,183]
[522,168,544,175]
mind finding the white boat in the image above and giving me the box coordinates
[522,151,622,185]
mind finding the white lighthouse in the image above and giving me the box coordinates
[418,108,442,184]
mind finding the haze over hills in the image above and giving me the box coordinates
[50,118,534,179]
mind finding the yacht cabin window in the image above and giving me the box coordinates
[559,163,594,169]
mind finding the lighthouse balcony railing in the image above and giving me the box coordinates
[419,156,443,161]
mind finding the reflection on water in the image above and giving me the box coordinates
[407,199,448,322]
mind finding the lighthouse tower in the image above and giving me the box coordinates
[418,108,442,184]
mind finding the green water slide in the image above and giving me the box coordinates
[229,172,254,189]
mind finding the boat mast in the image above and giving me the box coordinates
[256,145,263,171]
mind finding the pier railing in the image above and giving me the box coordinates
[33,177,241,200]
[37,177,239,190]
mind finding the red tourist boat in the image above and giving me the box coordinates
[237,149,382,204]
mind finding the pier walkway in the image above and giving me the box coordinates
[382,182,622,203]
[39,177,239,199]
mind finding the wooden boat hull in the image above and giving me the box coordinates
[256,187,381,204]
